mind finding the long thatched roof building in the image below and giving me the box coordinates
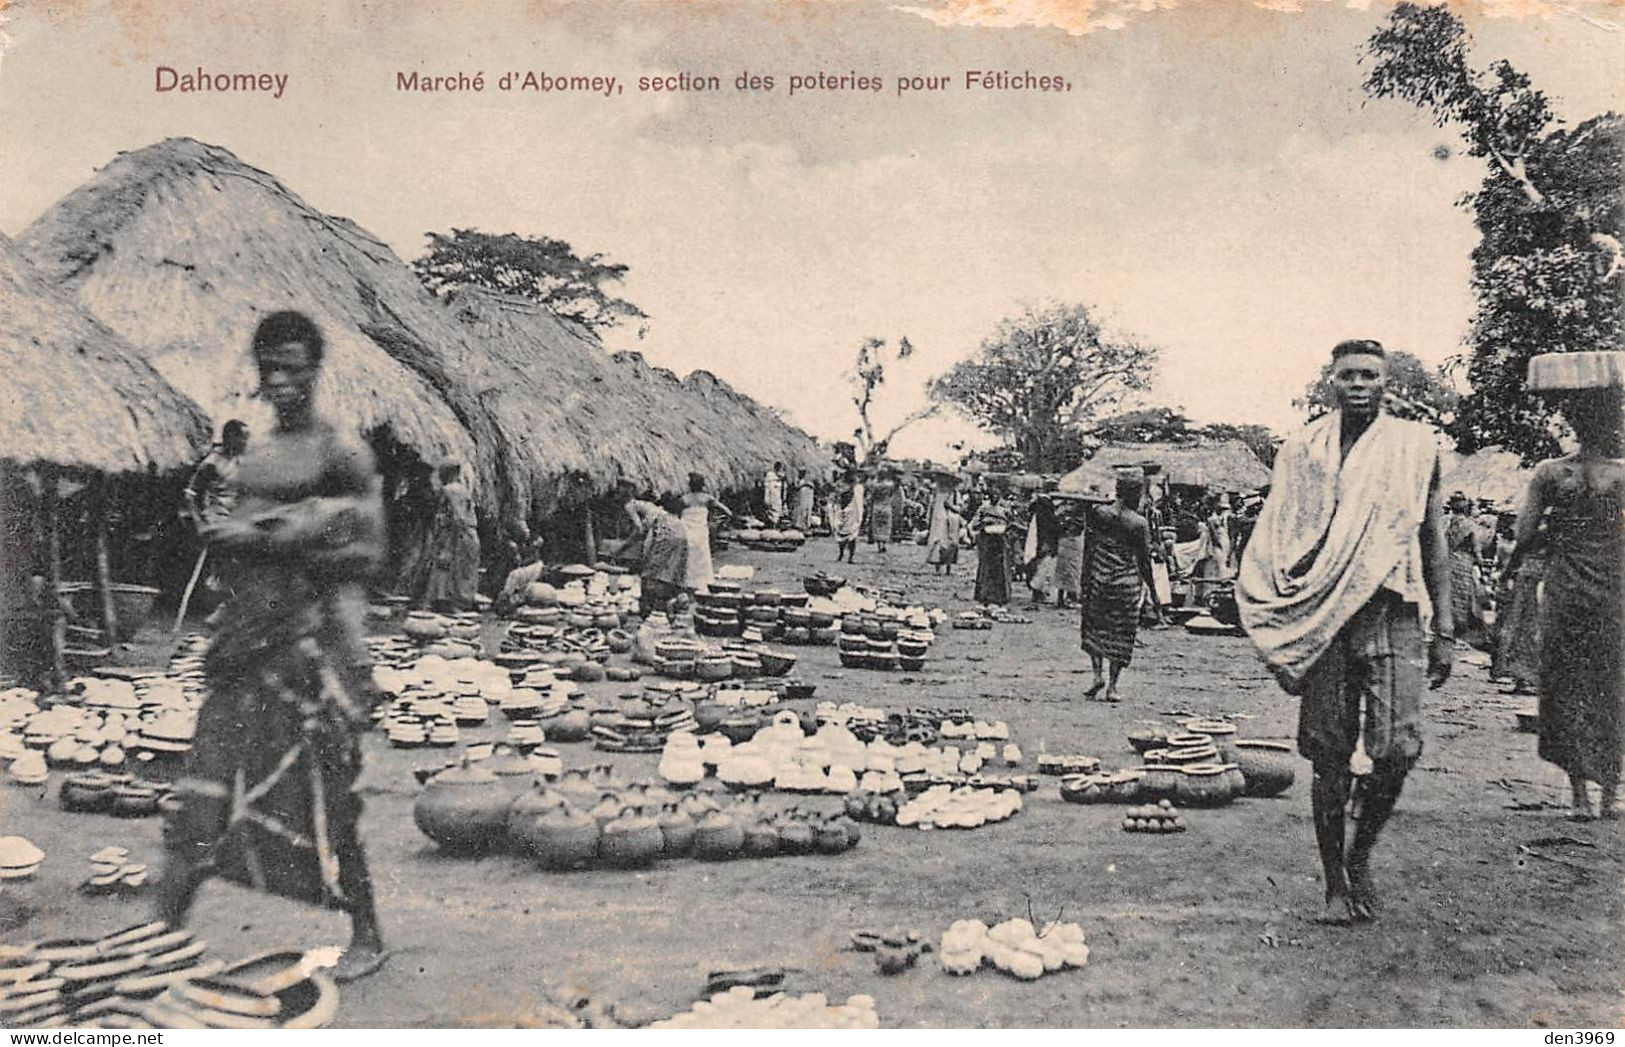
[0,234,210,475]
[19,138,828,529]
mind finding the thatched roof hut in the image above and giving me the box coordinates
[1442,448,1531,506]
[19,138,829,529]
[0,234,210,475]
[442,289,828,507]
[17,139,487,512]
[1082,440,1271,492]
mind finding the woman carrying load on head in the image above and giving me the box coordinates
[1510,352,1625,821]
[1079,471,1157,703]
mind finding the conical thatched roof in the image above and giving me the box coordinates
[19,138,829,527]
[0,234,210,475]
[1083,440,1271,491]
[443,287,829,508]
[16,138,487,513]
[1442,448,1531,506]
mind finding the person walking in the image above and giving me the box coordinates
[156,311,389,982]
[1078,474,1157,702]
[1238,339,1453,925]
[1445,491,1487,648]
[1510,352,1624,821]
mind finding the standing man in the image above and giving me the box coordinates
[181,420,248,617]
[1237,339,1452,925]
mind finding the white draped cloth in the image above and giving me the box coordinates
[1237,412,1438,687]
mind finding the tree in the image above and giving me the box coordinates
[929,303,1158,473]
[1086,408,1281,468]
[1293,348,1459,426]
[414,228,648,333]
[1363,3,1623,462]
[1194,423,1282,469]
[845,336,938,464]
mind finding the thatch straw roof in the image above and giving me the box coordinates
[1082,440,1271,491]
[1442,448,1531,506]
[19,138,829,527]
[16,139,486,511]
[443,287,829,508]
[0,234,210,475]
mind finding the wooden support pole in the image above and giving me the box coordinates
[41,467,65,691]
[94,475,120,644]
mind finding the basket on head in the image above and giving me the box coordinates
[1526,351,1625,391]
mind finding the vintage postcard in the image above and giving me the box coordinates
[0,0,1620,1031]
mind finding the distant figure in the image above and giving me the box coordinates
[791,469,815,531]
[681,473,731,590]
[834,473,865,563]
[1493,512,1542,695]
[868,471,898,553]
[1509,358,1624,821]
[1078,475,1157,702]
[1025,490,1061,606]
[613,490,691,614]
[1445,492,1486,648]
[1053,508,1086,608]
[928,501,965,575]
[417,461,480,611]
[763,461,787,525]
[972,500,1012,605]
[181,419,249,612]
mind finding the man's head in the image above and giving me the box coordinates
[1329,339,1387,420]
[221,419,249,456]
[253,311,325,419]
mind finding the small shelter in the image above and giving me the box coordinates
[0,234,212,685]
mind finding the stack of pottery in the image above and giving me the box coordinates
[0,836,44,880]
[652,637,703,679]
[1182,719,1239,760]
[694,590,744,638]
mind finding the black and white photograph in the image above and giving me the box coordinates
[0,0,1620,1030]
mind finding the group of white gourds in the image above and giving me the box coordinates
[939,918,1090,979]
[895,784,1022,829]
[651,987,878,1029]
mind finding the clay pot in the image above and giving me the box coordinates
[507,780,568,852]
[525,805,601,870]
[60,772,116,813]
[776,819,815,855]
[1138,764,1180,800]
[484,745,536,795]
[111,784,160,818]
[1219,762,1247,800]
[589,793,625,828]
[598,809,664,868]
[413,758,512,852]
[403,612,447,641]
[814,818,853,854]
[657,806,696,857]
[1233,740,1297,797]
[548,708,591,743]
[741,818,781,859]
[1175,764,1234,808]
[693,703,728,733]
[695,657,734,683]
[692,811,745,860]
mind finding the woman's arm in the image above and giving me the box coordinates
[1505,466,1550,577]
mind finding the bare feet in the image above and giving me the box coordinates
[1316,892,1355,926]
[1347,860,1378,921]
[332,945,389,984]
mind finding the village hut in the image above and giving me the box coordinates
[0,234,212,685]
[442,289,828,519]
[1442,448,1532,507]
[16,139,489,526]
[1081,440,1271,494]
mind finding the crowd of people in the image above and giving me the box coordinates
[154,312,1620,988]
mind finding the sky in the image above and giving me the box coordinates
[1,0,1620,460]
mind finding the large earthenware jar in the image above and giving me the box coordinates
[414,758,511,852]
[1233,740,1297,798]
[598,809,664,868]
[526,804,601,870]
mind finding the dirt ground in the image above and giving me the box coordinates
[4,538,1621,1028]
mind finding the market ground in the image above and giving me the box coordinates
[4,539,1621,1028]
